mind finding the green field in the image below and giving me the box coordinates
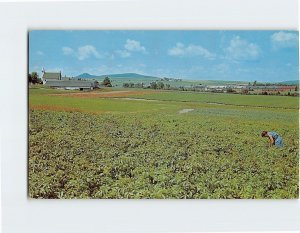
[130,91,299,109]
[29,87,299,199]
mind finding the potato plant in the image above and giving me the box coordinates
[29,106,298,199]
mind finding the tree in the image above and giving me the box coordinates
[28,73,32,83]
[93,80,100,88]
[253,80,257,86]
[242,89,249,94]
[102,77,112,87]
[226,88,235,93]
[150,82,157,89]
[295,86,298,91]
[29,72,42,84]
[123,83,130,88]
[31,72,38,84]
[134,83,144,88]
[157,81,165,89]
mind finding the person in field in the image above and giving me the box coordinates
[261,131,283,148]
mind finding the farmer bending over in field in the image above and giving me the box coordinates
[261,131,283,148]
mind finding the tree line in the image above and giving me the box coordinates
[123,81,171,90]
[28,72,43,84]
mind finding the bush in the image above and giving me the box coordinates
[102,77,112,87]
[241,89,249,94]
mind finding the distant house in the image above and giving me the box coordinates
[42,70,97,90]
[193,85,206,89]
[143,83,151,88]
[251,85,295,92]
[229,84,249,89]
[205,85,228,91]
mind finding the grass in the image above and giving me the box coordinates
[129,91,299,109]
[29,90,180,114]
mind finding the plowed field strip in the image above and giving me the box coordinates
[48,90,158,98]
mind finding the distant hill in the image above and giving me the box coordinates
[98,73,158,79]
[76,72,159,79]
[76,73,97,78]
[279,80,299,85]
[76,72,299,85]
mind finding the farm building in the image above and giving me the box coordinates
[193,85,206,89]
[251,85,296,91]
[42,71,62,83]
[44,80,97,90]
[230,84,250,89]
[205,85,228,91]
[42,70,97,90]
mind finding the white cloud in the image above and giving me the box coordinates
[168,42,216,59]
[115,39,147,58]
[116,50,131,58]
[124,39,146,53]
[62,45,102,60]
[77,45,101,60]
[168,42,185,56]
[225,36,260,61]
[62,47,74,55]
[271,31,298,49]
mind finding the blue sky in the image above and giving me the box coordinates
[29,30,299,82]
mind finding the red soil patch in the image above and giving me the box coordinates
[30,105,85,112]
[48,90,158,98]
[29,105,141,115]
[30,105,109,114]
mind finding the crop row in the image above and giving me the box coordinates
[29,109,299,199]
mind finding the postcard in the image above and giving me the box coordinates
[28,30,299,199]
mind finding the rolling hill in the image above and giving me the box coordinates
[76,72,299,86]
[76,72,159,79]
[76,73,98,78]
[279,80,299,85]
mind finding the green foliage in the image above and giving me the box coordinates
[130,91,299,109]
[102,77,112,87]
[226,88,235,93]
[29,91,179,113]
[29,72,42,84]
[28,73,32,83]
[150,82,158,89]
[28,87,299,199]
[157,81,165,89]
[123,83,129,88]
